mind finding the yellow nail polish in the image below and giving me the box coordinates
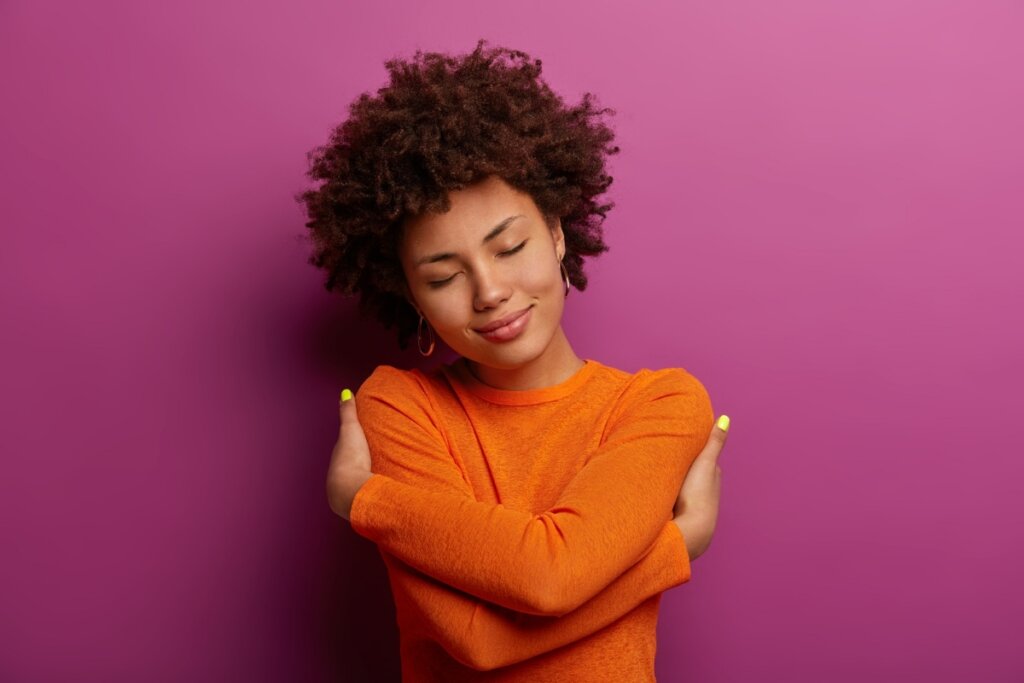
[716,415,730,433]
[340,388,353,402]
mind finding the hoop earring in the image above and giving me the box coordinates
[417,315,435,357]
[560,260,571,298]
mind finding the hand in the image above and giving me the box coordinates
[673,415,730,561]
[326,389,374,520]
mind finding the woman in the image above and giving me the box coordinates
[300,40,731,681]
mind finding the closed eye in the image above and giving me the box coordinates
[427,241,528,288]
[427,275,456,288]
[500,240,528,256]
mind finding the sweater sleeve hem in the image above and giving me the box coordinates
[349,473,388,541]
[669,519,693,585]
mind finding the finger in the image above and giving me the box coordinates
[714,414,730,442]
[698,414,731,466]
[339,388,359,428]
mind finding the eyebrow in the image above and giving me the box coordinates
[415,215,525,267]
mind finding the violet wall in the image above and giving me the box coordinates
[2,1,1021,681]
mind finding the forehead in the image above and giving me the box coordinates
[400,176,540,252]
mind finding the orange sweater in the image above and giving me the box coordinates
[350,357,714,682]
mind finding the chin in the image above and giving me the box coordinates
[469,334,553,370]
[473,352,535,370]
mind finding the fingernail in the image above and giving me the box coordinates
[340,388,353,402]
[716,415,730,433]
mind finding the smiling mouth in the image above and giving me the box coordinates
[473,307,531,333]
[473,307,533,342]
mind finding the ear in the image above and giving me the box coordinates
[549,217,565,261]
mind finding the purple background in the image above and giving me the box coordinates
[2,1,1021,681]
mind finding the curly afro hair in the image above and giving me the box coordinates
[296,39,620,349]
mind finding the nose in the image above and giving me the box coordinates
[472,263,512,311]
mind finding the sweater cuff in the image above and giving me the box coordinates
[669,520,693,584]
[349,473,388,541]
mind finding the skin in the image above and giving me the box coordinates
[327,175,730,561]
[399,174,582,391]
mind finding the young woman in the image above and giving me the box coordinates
[300,40,731,682]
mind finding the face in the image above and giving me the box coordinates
[398,175,567,370]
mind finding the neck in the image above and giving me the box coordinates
[466,327,584,391]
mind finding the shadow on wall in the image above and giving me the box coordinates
[294,287,455,681]
[320,532,402,682]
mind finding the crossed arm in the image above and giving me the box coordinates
[344,366,714,669]
[377,521,689,671]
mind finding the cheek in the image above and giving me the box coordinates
[519,260,560,293]
[419,292,467,330]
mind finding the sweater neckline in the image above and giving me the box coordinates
[447,357,599,405]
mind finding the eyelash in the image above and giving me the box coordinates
[501,240,528,257]
[427,240,528,288]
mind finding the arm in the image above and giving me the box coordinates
[379,520,691,671]
[349,365,714,616]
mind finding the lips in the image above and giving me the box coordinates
[473,307,531,333]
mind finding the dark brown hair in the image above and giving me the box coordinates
[296,39,619,349]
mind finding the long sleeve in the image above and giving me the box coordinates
[350,365,714,617]
[380,520,690,672]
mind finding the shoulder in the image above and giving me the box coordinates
[593,360,709,402]
[352,366,456,467]
[604,364,713,426]
[634,366,710,401]
[355,363,449,418]
[358,363,448,393]
[357,364,419,395]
